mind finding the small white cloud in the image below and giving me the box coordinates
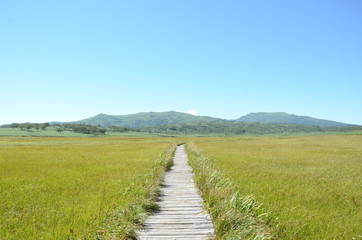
[186,109,197,115]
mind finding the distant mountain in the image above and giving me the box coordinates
[74,111,223,128]
[74,114,124,127]
[235,112,350,127]
[72,111,356,129]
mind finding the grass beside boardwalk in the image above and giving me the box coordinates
[0,137,176,240]
[192,136,362,239]
[186,143,272,240]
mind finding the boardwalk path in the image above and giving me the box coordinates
[138,145,214,240]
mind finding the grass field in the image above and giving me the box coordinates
[2,134,361,239]
[0,127,169,137]
[192,135,362,239]
[0,127,89,137]
[2,126,362,138]
[0,137,176,239]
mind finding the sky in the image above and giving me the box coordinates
[1,0,361,125]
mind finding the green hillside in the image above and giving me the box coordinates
[236,112,350,127]
[74,111,223,128]
[75,111,354,128]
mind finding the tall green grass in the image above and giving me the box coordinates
[186,142,272,240]
[192,136,362,239]
[0,137,176,239]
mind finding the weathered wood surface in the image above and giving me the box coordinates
[137,145,214,240]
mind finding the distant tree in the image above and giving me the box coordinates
[236,129,246,134]
[10,123,20,128]
[56,127,63,133]
[40,123,49,131]
[108,126,131,132]
[60,123,107,136]
[91,127,107,136]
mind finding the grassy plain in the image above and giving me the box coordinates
[0,137,176,239]
[192,135,362,239]
[2,126,362,138]
[0,127,89,137]
[0,127,167,137]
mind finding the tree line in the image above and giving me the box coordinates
[3,121,361,136]
[1,123,50,131]
[53,124,106,136]
[1,123,137,136]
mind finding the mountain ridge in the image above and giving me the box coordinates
[235,112,350,127]
[73,111,354,128]
[74,111,224,128]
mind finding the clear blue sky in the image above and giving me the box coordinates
[1,0,361,125]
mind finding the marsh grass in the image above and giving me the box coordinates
[193,135,362,239]
[0,137,176,239]
[186,142,273,240]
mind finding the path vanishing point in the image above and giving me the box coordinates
[137,145,214,240]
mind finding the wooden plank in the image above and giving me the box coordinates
[160,200,204,204]
[159,206,204,209]
[145,221,213,225]
[159,191,201,194]
[141,229,213,237]
[138,235,212,240]
[139,237,212,240]
[159,189,200,193]
[143,224,214,229]
[153,211,207,215]
[160,194,200,197]
[146,216,212,220]
[144,220,213,225]
[158,196,202,199]
[158,205,204,209]
[139,229,214,235]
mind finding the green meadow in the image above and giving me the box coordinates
[191,135,362,239]
[0,127,163,137]
[0,137,176,239]
[1,134,361,239]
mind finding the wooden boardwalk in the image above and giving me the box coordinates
[137,145,214,240]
